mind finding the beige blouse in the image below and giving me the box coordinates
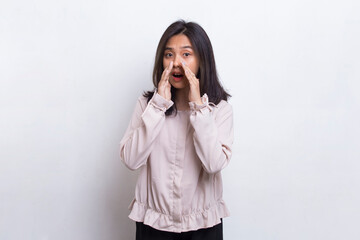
[119,92,234,233]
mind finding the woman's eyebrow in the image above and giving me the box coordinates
[165,46,193,50]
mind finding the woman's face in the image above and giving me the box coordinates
[163,34,200,89]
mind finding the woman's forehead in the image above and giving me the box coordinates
[166,34,193,49]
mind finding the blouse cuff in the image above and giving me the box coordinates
[149,91,174,112]
[189,94,213,114]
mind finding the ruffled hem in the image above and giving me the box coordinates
[128,199,230,233]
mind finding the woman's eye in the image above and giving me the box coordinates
[183,53,190,57]
[165,53,173,57]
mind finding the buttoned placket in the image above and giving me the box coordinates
[170,111,190,231]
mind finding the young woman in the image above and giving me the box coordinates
[119,20,233,240]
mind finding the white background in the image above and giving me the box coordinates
[1,0,359,239]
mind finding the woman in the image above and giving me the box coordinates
[119,20,233,240]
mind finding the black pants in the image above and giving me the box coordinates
[136,220,223,240]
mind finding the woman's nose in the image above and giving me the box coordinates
[173,55,182,68]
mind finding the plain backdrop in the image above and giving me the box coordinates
[1,0,359,239]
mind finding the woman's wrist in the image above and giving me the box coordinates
[150,91,174,112]
[189,94,211,112]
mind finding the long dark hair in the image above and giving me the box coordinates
[144,20,231,115]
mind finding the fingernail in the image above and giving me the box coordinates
[181,61,186,66]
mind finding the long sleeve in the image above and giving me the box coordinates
[121,93,232,233]
[119,93,173,170]
[189,94,234,174]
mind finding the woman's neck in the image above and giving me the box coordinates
[175,87,190,111]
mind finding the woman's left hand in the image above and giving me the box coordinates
[182,61,202,105]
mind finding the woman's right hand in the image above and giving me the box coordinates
[157,61,173,101]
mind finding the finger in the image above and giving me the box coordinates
[160,69,167,83]
[160,61,173,82]
[168,61,174,71]
[181,61,196,81]
[165,62,173,84]
[182,64,199,89]
[181,61,190,75]
[165,61,173,78]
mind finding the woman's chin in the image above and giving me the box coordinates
[170,80,188,89]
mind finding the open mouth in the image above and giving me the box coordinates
[172,73,184,81]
